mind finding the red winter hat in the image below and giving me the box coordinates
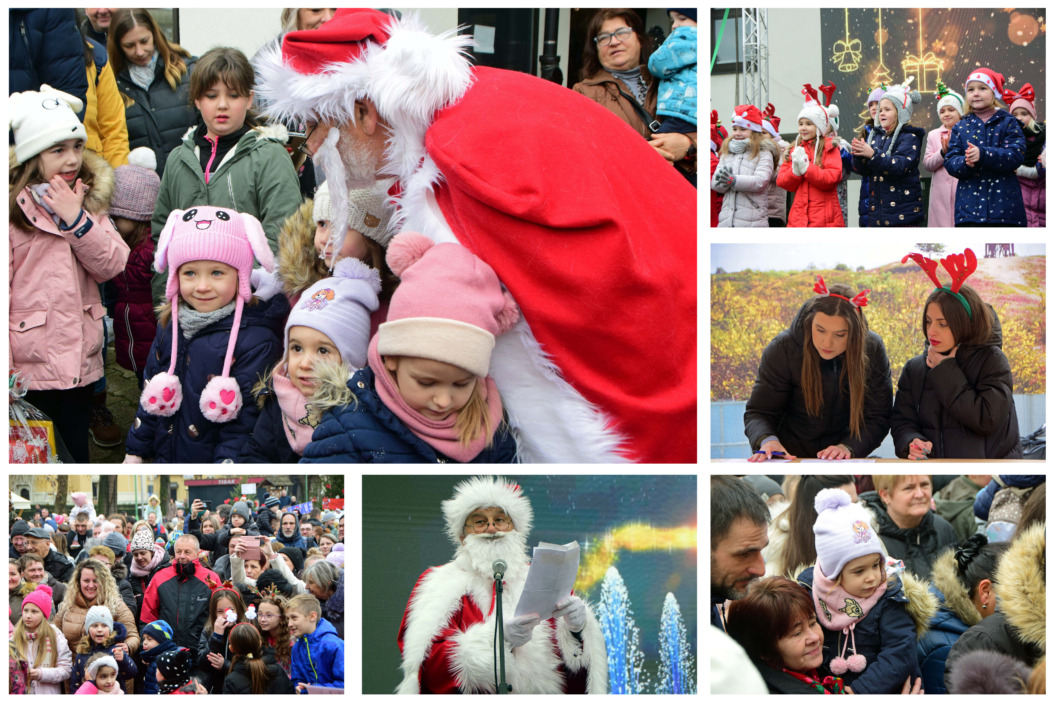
[731,104,764,132]
[1003,82,1037,120]
[965,68,1006,101]
[281,8,391,75]
[378,232,519,378]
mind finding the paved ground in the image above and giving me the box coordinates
[89,338,141,463]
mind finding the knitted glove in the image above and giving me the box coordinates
[504,614,541,648]
[713,164,735,190]
[553,596,587,632]
[1016,164,1040,179]
[791,146,809,176]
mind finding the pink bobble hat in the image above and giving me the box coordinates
[140,206,275,422]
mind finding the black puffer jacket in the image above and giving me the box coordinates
[222,652,295,694]
[891,308,1021,459]
[9,9,88,115]
[744,299,893,457]
[861,491,958,580]
[114,55,199,176]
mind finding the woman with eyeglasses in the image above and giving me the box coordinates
[573,9,697,176]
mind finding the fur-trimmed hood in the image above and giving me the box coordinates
[10,146,114,215]
[995,523,1045,651]
[931,547,983,629]
[277,197,330,298]
[307,357,357,415]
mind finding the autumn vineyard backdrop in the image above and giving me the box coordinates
[711,255,1046,401]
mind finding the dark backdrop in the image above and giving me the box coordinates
[362,474,697,694]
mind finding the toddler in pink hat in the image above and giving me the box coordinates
[124,206,289,463]
[302,232,519,463]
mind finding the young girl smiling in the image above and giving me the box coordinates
[11,585,72,694]
[712,104,778,227]
[777,85,843,227]
[923,82,964,227]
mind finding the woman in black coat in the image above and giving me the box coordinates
[891,272,1021,458]
[860,477,958,579]
[745,279,893,461]
[108,8,198,176]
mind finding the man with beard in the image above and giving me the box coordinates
[24,526,75,583]
[255,9,696,464]
[397,477,606,694]
[277,512,307,550]
[710,476,770,632]
[128,528,172,619]
[140,534,220,656]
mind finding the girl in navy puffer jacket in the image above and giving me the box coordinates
[124,207,287,463]
[944,68,1027,226]
[303,232,518,464]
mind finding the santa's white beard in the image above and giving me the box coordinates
[458,530,529,581]
[315,126,379,268]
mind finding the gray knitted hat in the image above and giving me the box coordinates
[875,77,922,157]
[313,179,395,245]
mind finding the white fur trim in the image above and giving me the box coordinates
[254,123,288,142]
[442,477,533,545]
[731,117,762,132]
[398,560,604,694]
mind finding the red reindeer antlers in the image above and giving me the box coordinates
[903,248,977,292]
[939,248,977,294]
[818,81,837,107]
[802,83,820,104]
[813,275,870,308]
[813,274,830,295]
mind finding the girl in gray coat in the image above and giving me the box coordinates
[711,104,778,227]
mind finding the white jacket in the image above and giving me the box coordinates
[712,141,779,227]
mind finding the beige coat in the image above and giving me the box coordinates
[51,588,140,654]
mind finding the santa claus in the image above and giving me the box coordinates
[256,9,696,463]
[396,477,606,693]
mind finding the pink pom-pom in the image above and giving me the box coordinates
[815,487,852,514]
[847,653,867,672]
[830,656,849,675]
[141,372,182,416]
[385,231,435,276]
[495,292,520,335]
[199,376,242,423]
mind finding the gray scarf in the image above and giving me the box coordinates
[178,300,236,340]
[128,51,159,91]
[728,139,749,155]
[610,67,647,106]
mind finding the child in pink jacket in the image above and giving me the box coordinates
[923,82,963,227]
[8,86,130,463]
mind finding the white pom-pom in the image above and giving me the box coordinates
[127,146,157,171]
[225,608,236,624]
[245,605,257,621]
[814,487,852,513]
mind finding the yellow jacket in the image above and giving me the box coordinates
[84,45,129,168]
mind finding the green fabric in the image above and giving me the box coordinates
[150,126,302,304]
[932,497,978,543]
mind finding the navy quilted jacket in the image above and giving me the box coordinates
[301,366,518,464]
[857,125,926,226]
[9,9,88,117]
[943,110,1027,225]
[916,585,969,694]
[239,382,299,463]
[125,293,288,463]
[114,57,199,177]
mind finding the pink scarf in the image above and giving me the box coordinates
[368,338,503,462]
[811,561,886,631]
[972,106,997,122]
[129,543,166,577]
[271,363,316,454]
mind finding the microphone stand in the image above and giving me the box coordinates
[494,568,512,694]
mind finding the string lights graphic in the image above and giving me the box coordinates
[861,8,895,122]
[575,522,696,593]
[901,8,945,91]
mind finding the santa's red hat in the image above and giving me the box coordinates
[710,109,728,150]
[731,104,763,132]
[965,68,1006,102]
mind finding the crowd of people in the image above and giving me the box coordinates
[9,7,697,464]
[711,475,1045,694]
[9,488,345,694]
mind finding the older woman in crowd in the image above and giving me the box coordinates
[860,475,958,579]
[51,559,140,654]
[303,561,343,638]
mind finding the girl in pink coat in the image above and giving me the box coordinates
[9,86,130,462]
[923,82,964,227]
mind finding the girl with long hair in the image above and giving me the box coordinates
[253,591,293,673]
[223,622,295,693]
[711,105,778,227]
[196,585,247,693]
[764,475,857,579]
[893,250,1021,458]
[745,277,893,460]
[11,585,71,693]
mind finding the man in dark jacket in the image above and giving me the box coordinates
[24,527,75,584]
[11,519,33,560]
[744,297,893,459]
[861,488,958,580]
[9,9,89,118]
[67,510,92,556]
[140,534,220,657]
[710,476,770,632]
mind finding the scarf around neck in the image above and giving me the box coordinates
[129,544,166,577]
[178,300,236,339]
[811,560,886,631]
[271,362,315,454]
[972,106,998,123]
[367,338,503,462]
[610,66,647,106]
[128,51,159,91]
[728,138,749,154]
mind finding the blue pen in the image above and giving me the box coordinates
[752,450,787,458]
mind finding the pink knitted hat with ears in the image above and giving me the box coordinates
[377,232,519,378]
[140,206,275,423]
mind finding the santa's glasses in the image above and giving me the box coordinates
[464,517,512,533]
[298,120,318,157]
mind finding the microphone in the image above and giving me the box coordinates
[492,559,507,580]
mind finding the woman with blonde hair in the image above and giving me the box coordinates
[859,476,958,578]
[52,559,141,654]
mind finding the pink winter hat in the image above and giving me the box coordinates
[22,584,53,619]
[377,232,519,378]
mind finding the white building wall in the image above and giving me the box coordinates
[178,8,284,59]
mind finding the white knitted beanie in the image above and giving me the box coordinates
[812,488,885,580]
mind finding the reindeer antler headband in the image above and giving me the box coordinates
[813,275,870,309]
[901,248,977,318]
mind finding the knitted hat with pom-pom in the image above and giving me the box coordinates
[110,147,160,222]
[377,232,519,378]
[876,77,922,157]
[812,488,885,580]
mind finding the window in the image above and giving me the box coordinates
[711,8,744,75]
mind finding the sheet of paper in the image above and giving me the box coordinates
[715,458,793,463]
[473,25,496,54]
[799,458,877,463]
[515,540,579,619]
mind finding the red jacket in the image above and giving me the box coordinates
[711,149,722,227]
[113,235,157,375]
[776,137,844,227]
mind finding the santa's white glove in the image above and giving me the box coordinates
[249,267,283,301]
[553,595,587,632]
[504,613,540,648]
[1016,164,1040,179]
[791,146,809,176]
